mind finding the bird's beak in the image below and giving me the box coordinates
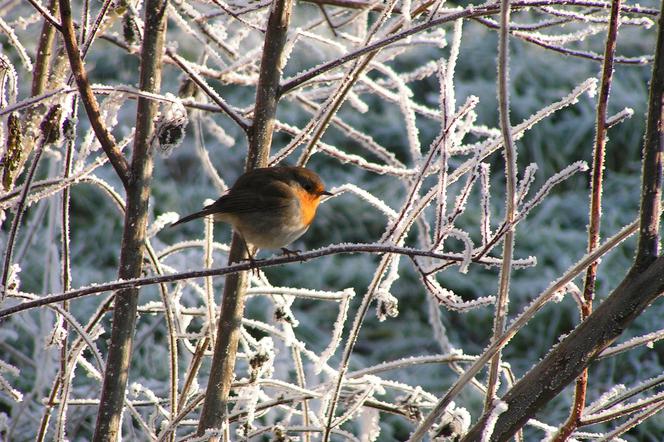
[321,190,334,197]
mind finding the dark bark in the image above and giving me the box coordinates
[91,0,168,440]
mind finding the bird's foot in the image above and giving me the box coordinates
[281,247,305,262]
[241,255,263,277]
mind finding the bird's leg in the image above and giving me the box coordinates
[241,239,261,277]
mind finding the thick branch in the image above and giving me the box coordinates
[58,0,130,188]
[91,0,168,440]
[634,0,664,270]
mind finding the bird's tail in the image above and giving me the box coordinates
[171,207,215,227]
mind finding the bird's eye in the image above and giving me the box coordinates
[303,182,314,192]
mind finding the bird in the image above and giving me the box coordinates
[172,166,332,254]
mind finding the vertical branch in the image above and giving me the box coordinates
[196,0,294,435]
[485,0,517,410]
[634,0,664,271]
[91,0,168,440]
[555,0,622,439]
[204,214,216,350]
[247,0,293,170]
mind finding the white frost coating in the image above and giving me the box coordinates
[422,274,494,311]
[246,286,350,301]
[0,371,22,402]
[436,228,473,274]
[347,91,369,114]
[0,18,32,73]
[331,184,398,220]
[77,92,125,168]
[600,328,664,358]
[202,115,234,147]
[148,212,180,237]
[481,400,508,442]
[519,161,589,219]
[516,163,538,206]
[315,289,354,373]
[375,63,421,159]
[359,407,381,442]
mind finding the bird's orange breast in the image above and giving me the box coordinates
[294,188,320,227]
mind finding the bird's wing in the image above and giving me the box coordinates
[205,181,292,214]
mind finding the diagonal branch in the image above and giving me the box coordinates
[58,0,130,189]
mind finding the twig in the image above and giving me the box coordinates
[26,0,62,31]
[165,48,250,132]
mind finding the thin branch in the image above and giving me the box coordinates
[165,48,250,132]
[0,243,536,319]
[556,0,621,439]
[58,0,130,188]
[485,0,517,412]
[26,0,63,31]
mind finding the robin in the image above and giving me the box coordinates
[172,166,332,254]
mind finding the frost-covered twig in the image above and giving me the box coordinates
[410,216,640,440]
[165,48,250,132]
